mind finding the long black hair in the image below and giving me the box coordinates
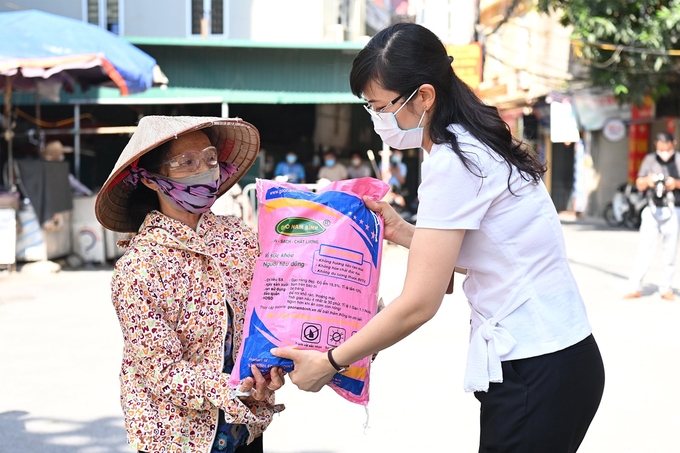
[349,22,545,186]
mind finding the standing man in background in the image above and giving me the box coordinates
[625,131,680,301]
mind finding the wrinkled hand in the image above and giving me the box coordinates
[270,348,336,393]
[237,365,285,404]
[363,196,407,243]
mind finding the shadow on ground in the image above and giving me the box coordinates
[559,216,639,233]
[0,411,128,452]
[0,411,339,453]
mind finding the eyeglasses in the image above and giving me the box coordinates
[158,146,219,174]
[363,88,419,122]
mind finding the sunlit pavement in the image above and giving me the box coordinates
[1,216,678,452]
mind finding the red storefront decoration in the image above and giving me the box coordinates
[628,99,655,183]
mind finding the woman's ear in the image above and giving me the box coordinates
[418,84,436,112]
[140,177,158,192]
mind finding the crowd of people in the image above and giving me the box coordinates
[267,148,404,184]
[265,147,417,217]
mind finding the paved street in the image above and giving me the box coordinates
[1,215,679,452]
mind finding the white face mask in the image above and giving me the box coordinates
[657,150,675,162]
[369,89,425,150]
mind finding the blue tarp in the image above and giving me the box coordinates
[0,9,157,95]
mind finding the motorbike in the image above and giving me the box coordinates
[603,182,646,229]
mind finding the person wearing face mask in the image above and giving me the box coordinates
[386,148,407,190]
[304,153,322,183]
[624,130,680,301]
[272,23,604,453]
[317,150,348,182]
[94,116,286,453]
[274,151,306,183]
[347,152,372,179]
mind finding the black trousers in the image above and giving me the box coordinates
[475,334,605,453]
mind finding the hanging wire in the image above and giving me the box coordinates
[589,45,624,68]
[14,108,92,128]
[576,39,680,57]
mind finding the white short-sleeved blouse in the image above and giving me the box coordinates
[416,124,592,392]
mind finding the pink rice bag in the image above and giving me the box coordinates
[229,177,390,405]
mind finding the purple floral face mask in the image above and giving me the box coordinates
[124,162,237,214]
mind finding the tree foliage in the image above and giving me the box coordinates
[536,0,680,105]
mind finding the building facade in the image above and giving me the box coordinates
[6,0,658,218]
[474,0,679,217]
[2,0,387,192]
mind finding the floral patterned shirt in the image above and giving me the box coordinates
[210,316,249,452]
[111,211,283,453]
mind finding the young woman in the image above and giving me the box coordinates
[95,116,286,453]
[273,23,604,452]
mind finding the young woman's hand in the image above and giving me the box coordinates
[237,365,285,404]
[363,195,414,248]
[270,348,336,392]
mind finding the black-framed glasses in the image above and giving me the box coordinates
[363,88,419,122]
[363,93,405,121]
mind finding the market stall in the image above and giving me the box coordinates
[0,9,164,266]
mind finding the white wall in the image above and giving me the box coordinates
[123,0,186,37]
[2,0,186,37]
[229,0,254,40]
[248,0,333,42]
[419,0,476,45]
[4,0,352,43]
[0,0,81,18]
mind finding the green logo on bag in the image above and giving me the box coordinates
[275,217,325,236]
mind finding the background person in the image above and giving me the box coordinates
[40,139,73,161]
[347,151,372,179]
[273,22,604,453]
[261,150,275,179]
[274,150,306,183]
[304,153,322,183]
[383,148,408,209]
[624,130,680,301]
[317,150,348,182]
[385,148,407,191]
[95,116,285,453]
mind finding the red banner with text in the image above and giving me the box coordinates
[628,99,654,183]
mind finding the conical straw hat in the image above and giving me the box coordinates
[95,115,259,232]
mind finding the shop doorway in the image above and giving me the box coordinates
[550,141,575,211]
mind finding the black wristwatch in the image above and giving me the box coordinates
[327,348,349,373]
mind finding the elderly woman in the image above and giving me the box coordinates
[95,116,285,453]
